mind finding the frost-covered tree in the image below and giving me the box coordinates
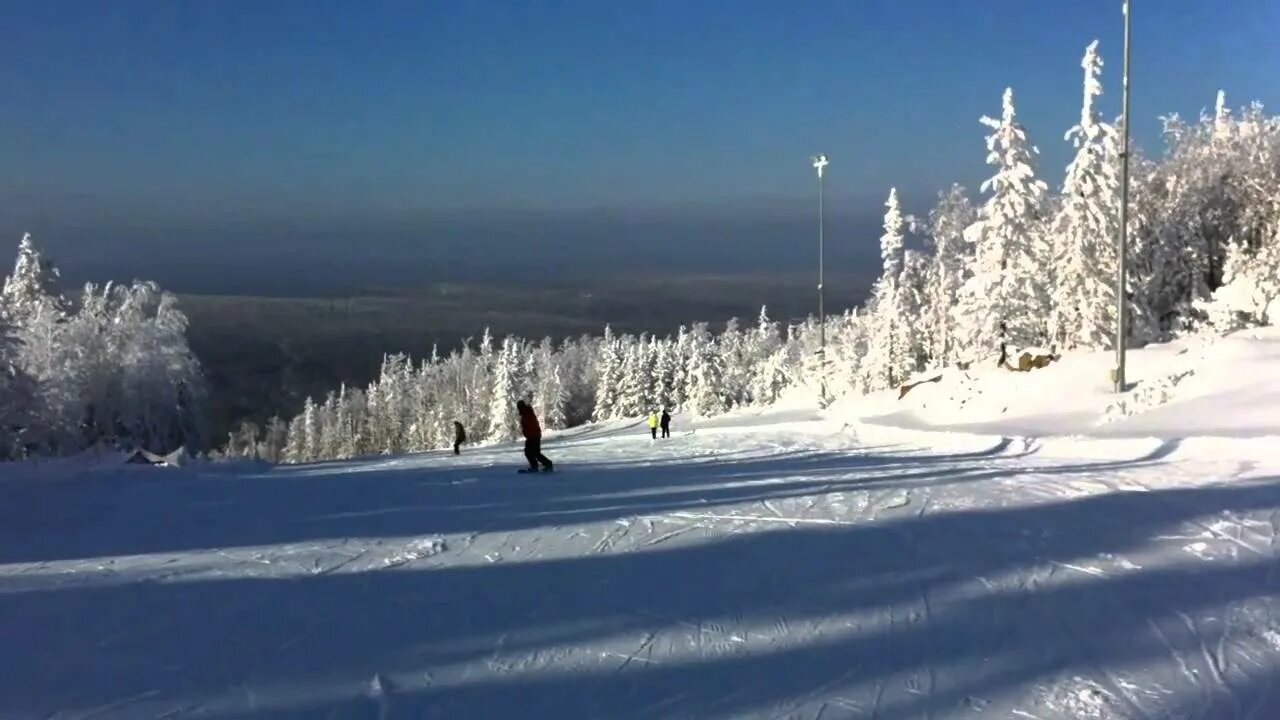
[685,323,726,416]
[260,416,289,463]
[32,282,205,454]
[955,88,1051,362]
[900,248,930,370]
[532,338,568,430]
[488,337,522,441]
[864,188,915,388]
[615,335,651,417]
[1050,40,1122,350]
[1195,221,1280,329]
[1,233,61,324]
[0,316,35,458]
[559,335,598,425]
[922,185,977,365]
[301,397,320,462]
[592,326,623,420]
[745,306,784,404]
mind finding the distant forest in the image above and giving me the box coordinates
[182,273,873,443]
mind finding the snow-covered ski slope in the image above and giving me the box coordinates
[5,340,1280,719]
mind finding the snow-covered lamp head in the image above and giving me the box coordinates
[811,154,829,178]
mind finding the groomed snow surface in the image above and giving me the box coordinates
[5,331,1280,719]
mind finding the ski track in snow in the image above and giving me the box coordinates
[3,410,1280,718]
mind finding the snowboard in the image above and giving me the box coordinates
[517,467,555,474]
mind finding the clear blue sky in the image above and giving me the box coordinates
[1,1,1277,290]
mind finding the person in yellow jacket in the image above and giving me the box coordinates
[647,411,659,440]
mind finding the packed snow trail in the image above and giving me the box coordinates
[2,409,1280,719]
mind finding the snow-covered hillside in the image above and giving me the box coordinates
[849,326,1280,443]
[4,365,1280,718]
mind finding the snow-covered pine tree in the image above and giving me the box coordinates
[746,306,783,405]
[615,334,648,417]
[360,376,382,456]
[654,336,679,411]
[671,325,694,410]
[317,391,340,458]
[592,326,623,420]
[900,248,930,371]
[0,315,35,459]
[558,335,597,425]
[488,336,521,441]
[954,88,1051,363]
[717,319,750,408]
[685,323,726,416]
[301,397,320,462]
[1,233,62,324]
[1050,40,1122,350]
[467,329,496,434]
[923,185,977,366]
[1213,89,1231,143]
[260,416,289,463]
[864,188,915,388]
[334,385,357,459]
[532,338,568,430]
[541,364,569,430]
[282,414,306,463]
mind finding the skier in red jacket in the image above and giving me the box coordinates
[517,400,554,473]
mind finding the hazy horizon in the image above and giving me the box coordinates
[19,196,888,296]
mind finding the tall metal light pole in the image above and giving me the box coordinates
[811,154,829,351]
[811,154,829,405]
[1114,0,1132,392]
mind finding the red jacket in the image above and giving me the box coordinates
[519,405,541,439]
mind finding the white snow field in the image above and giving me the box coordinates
[5,336,1280,719]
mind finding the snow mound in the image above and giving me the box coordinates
[847,327,1280,442]
[380,537,447,568]
[1039,678,1126,719]
[1100,367,1196,423]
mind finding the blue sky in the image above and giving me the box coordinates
[1,1,1277,289]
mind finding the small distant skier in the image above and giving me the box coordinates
[660,409,671,438]
[647,411,659,440]
[517,400,553,473]
[453,420,466,455]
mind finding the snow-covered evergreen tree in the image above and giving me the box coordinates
[1050,40,1122,350]
[922,185,977,366]
[0,316,35,459]
[615,335,649,417]
[317,392,339,458]
[301,397,320,462]
[531,338,568,430]
[1,233,61,324]
[685,323,726,416]
[900,248,930,370]
[488,337,521,441]
[592,326,623,420]
[954,88,1051,363]
[864,188,915,388]
[746,306,784,405]
[260,416,289,463]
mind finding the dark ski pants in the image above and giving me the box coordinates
[650,427,657,439]
[661,425,670,438]
[453,441,461,455]
[524,438,553,471]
